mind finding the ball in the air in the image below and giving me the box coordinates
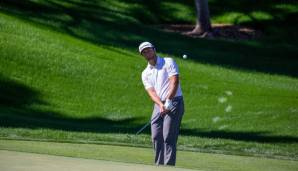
[182,54,187,59]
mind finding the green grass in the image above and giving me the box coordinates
[0,0,298,162]
[2,151,184,171]
[1,139,298,171]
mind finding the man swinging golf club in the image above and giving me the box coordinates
[139,41,184,166]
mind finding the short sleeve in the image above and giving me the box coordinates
[142,71,153,90]
[165,58,179,77]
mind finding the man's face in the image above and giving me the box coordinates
[141,47,156,63]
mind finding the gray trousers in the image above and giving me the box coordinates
[151,96,184,166]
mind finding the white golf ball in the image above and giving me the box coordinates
[182,54,187,59]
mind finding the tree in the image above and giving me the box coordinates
[191,0,212,36]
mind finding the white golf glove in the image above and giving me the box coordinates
[164,99,174,111]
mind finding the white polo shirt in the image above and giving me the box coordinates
[141,56,182,101]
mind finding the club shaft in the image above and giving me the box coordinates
[135,121,150,135]
[135,106,176,135]
[135,113,161,135]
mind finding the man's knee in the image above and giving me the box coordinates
[152,131,163,142]
[163,132,176,145]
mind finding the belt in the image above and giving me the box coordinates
[162,96,183,103]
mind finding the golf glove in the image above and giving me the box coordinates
[164,99,175,111]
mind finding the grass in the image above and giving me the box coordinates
[1,151,189,171]
[0,0,298,162]
[1,139,298,171]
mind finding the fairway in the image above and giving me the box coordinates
[0,150,196,171]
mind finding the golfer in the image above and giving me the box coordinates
[139,41,184,166]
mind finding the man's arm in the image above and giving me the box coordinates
[163,75,179,112]
[146,88,166,114]
[166,75,179,100]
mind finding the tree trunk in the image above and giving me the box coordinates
[192,0,212,35]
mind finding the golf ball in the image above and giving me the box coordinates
[183,54,187,59]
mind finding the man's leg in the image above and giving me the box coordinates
[151,104,164,165]
[163,98,184,165]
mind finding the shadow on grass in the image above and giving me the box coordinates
[1,75,298,144]
[180,129,298,144]
[0,75,146,134]
[0,76,46,108]
[0,0,298,77]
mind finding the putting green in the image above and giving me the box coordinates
[1,139,297,171]
[0,150,196,171]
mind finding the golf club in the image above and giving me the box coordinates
[135,113,160,135]
[135,102,178,135]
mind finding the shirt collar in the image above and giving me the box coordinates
[148,56,161,69]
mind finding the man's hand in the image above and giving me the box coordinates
[146,88,169,116]
[158,103,167,117]
[164,99,174,111]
